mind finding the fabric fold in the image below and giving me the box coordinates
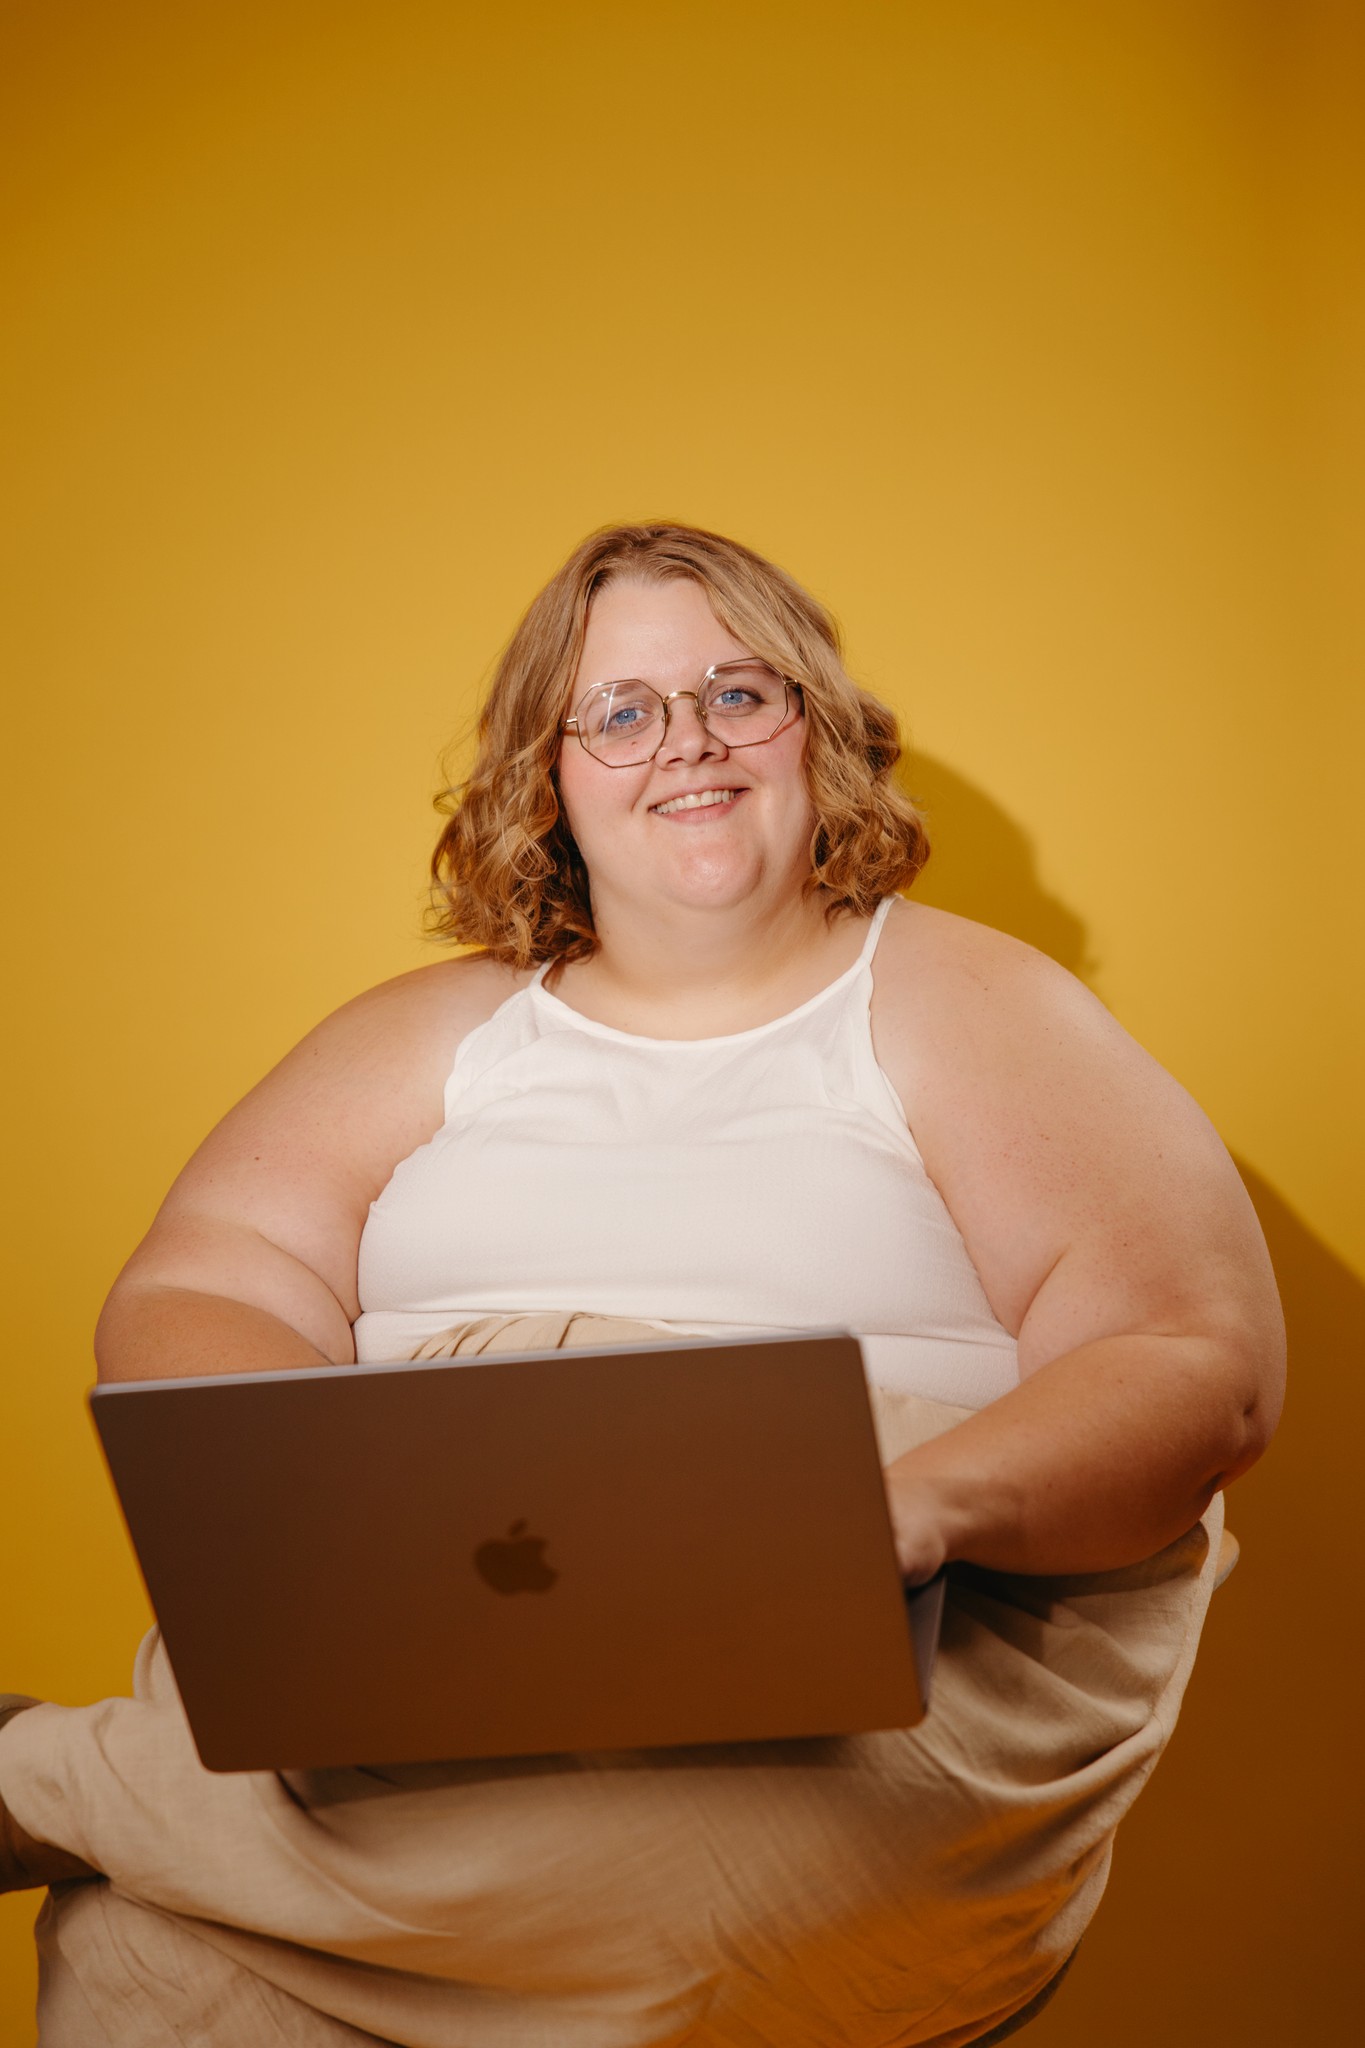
[0,1312,1220,2047]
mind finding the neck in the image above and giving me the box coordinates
[552,888,867,1038]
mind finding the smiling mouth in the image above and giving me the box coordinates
[650,788,744,816]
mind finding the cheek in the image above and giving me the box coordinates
[555,742,599,830]
[770,728,815,815]
[554,746,640,852]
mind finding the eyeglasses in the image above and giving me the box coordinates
[561,660,800,767]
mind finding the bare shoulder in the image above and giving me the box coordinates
[289,949,531,1078]
[871,898,1142,1099]
[101,951,536,1349]
[873,897,1101,1021]
[163,949,532,1223]
[870,895,1206,1161]
[231,946,532,1137]
[870,898,1280,1362]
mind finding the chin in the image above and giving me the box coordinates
[653,858,787,916]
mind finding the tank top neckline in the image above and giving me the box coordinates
[527,896,896,1051]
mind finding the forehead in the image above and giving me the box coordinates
[575,576,751,687]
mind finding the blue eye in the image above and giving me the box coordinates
[582,685,662,746]
[701,665,785,721]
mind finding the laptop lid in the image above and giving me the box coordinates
[90,1331,943,1771]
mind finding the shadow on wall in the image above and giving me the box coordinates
[903,752,1097,984]
[904,751,1364,2044]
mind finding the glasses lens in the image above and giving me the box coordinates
[577,681,665,762]
[698,663,789,744]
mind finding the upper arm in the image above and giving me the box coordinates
[873,905,1285,1424]
[100,955,522,1364]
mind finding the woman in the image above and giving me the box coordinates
[1,522,1284,2045]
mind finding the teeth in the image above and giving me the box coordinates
[652,789,739,816]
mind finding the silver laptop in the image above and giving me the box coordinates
[89,1331,944,1772]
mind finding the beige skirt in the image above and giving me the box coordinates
[1,1313,1221,2047]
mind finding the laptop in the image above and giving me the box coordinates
[89,1330,945,1772]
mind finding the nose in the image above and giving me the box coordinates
[656,691,727,766]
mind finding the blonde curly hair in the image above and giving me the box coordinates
[430,522,929,967]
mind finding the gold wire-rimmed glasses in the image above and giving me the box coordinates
[561,660,800,767]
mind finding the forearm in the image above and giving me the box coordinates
[884,1331,1273,1580]
[95,1283,349,1383]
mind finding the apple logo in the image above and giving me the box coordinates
[473,1519,559,1594]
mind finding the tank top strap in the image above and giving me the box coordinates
[857,894,896,970]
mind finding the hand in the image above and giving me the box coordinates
[884,1467,956,1586]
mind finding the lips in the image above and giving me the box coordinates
[649,787,745,816]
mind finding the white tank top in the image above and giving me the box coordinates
[354,898,1020,1408]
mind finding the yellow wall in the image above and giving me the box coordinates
[2,2,1360,2038]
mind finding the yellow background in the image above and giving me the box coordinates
[2,1,1360,2038]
